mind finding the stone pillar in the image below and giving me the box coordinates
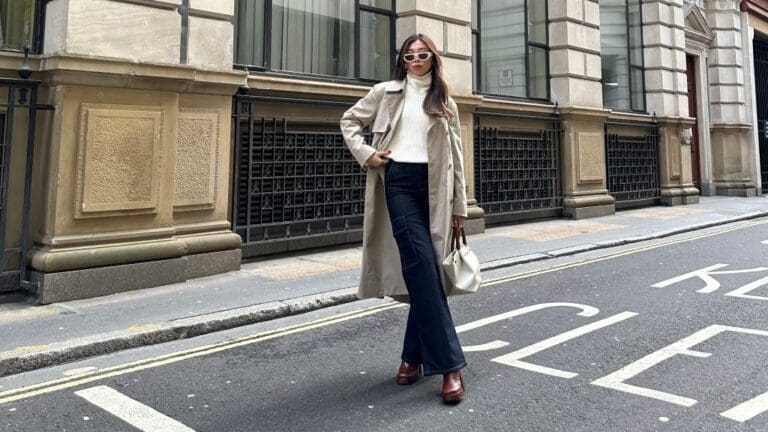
[397,0,472,93]
[706,0,757,196]
[741,11,762,195]
[31,0,245,303]
[397,0,485,232]
[549,0,615,218]
[643,0,699,204]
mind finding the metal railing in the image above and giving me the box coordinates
[604,120,661,207]
[0,76,52,292]
[232,95,367,257]
[473,111,563,224]
[759,121,768,188]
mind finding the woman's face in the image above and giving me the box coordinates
[404,39,433,77]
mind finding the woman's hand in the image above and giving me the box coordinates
[452,215,465,230]
[366,150,391,168]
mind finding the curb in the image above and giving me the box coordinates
[0,288,358,377]
[480,211,768,272]
[2,210,766,378]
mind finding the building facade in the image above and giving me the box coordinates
[742,0,768,193]
[0,0,762,303]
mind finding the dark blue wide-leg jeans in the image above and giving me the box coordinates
[384,160,466,376]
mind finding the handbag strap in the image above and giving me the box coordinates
[450,226,468,251]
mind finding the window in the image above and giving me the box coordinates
[234,0,395,82]
[472,0,549,100]
[600,0,645,111]
[0,0,39,52]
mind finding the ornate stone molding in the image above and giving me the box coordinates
[174,108,222,212]
[75,103,165,219]
[742,0,768,21]
[684,2,714,50]
[575,131,604,184]
[41,54,246,95]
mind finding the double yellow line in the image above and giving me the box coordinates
[483,218,768,287]
[0,217,765,405]
[0,302,405,405]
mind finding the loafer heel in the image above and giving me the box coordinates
[395,361,421,385]
[441,371,465,403]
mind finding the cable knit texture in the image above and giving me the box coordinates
[388,72,432,163]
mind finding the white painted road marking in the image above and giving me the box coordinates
[490,312,638,378]
[457,302,600,353]
[724,275,768,301]
[592,325,768,412]
[721,390,768,422]
[456,302,600,334]
[652,264,768,294]
[74,386,196,432]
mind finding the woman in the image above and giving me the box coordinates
[340,33,468,403]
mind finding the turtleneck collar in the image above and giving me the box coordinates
[407,71,432,89]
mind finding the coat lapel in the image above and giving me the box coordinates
[385,80,405,128]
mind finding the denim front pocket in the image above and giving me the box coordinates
[390,215,420,271]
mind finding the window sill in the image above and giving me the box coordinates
[476,95,557,115]
[605,110,656,126]
[0,51,43,74]
[245,71,379,99]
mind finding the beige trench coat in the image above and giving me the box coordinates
[340,79,468,302]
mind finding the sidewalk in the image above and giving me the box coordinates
[0,195,766,377]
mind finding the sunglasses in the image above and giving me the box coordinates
[403,52,433,63]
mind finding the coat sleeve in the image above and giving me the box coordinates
[448,98,468,217]
[340,85,383,168]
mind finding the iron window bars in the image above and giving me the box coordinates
[232,94,367,257]
[473,110,563,224]
[604,119,661,207]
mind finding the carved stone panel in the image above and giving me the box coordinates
[174,109,220,211]
[668,130,682,179]
[75,104,164,218]
[576,131,604,184]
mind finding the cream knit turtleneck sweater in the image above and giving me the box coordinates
[388,72,432,163]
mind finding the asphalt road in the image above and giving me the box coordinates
[2,218,768,432]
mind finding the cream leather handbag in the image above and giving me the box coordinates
[442,227,481,295]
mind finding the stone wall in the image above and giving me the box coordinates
[44,0,233,69]
[27,0,245,303]
[706,0,757,196]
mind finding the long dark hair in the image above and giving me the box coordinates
[393,33,453,119]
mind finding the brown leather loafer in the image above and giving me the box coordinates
[395,361,421,385]
[441,371,465,403]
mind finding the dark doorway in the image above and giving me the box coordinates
[686,55,701,189]
[754,37,768,189]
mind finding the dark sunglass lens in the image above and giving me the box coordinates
[418,53,430,60]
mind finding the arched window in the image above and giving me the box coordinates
[472,0,549,100]
[600,0,645,111]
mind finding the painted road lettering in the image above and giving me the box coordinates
[724,275,768,301]
[592,325,768,422]
[461,304,768,423]
[490,312,637,378]
[652,264,768,294]
[458,303,636,378]
[457,302,601,353]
